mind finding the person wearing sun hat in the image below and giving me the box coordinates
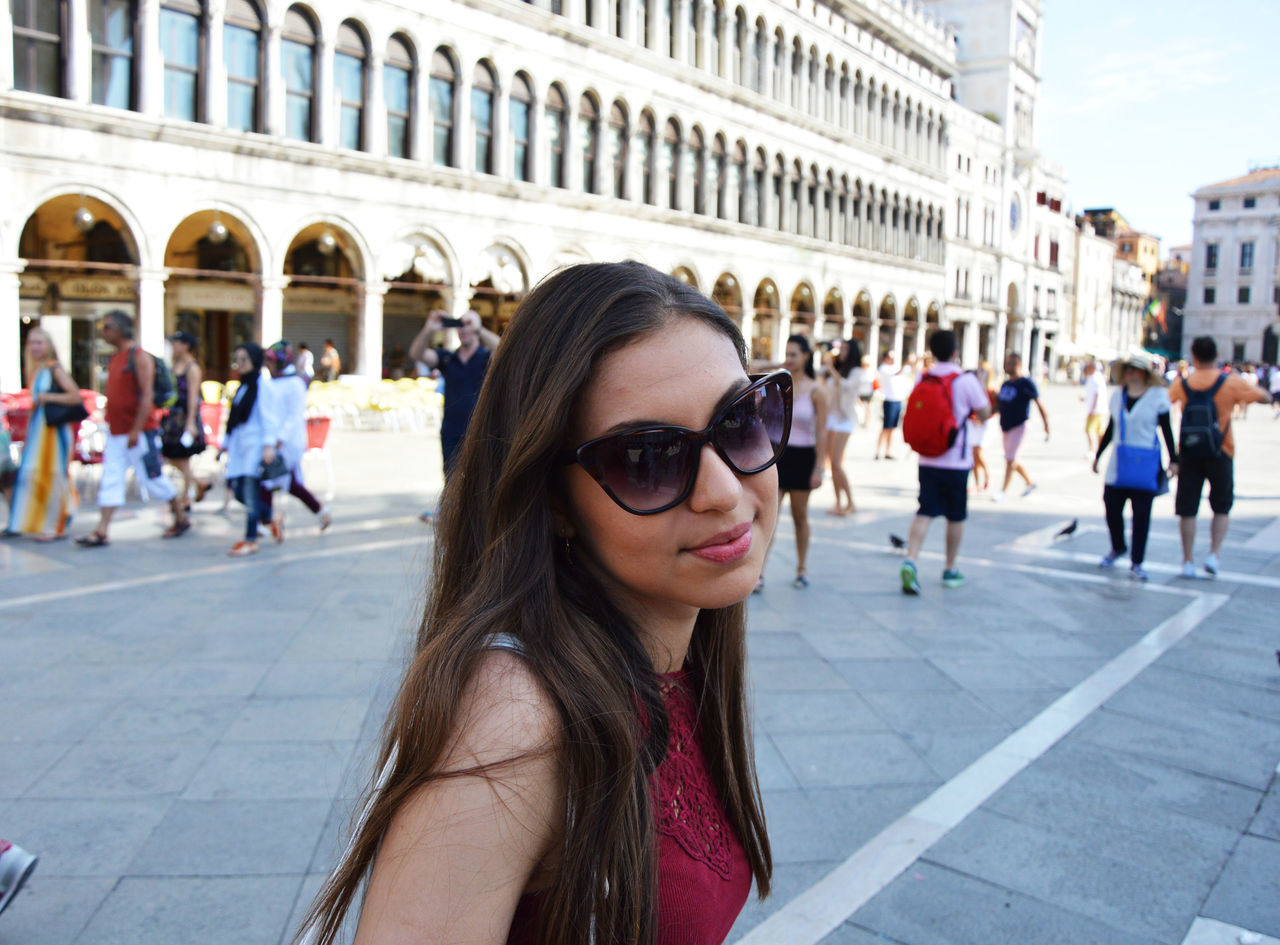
[1091,350,1178,581]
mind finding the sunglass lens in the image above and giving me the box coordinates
[589,429,696,512]
[718,379,787,473]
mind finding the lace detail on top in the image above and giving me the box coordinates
[652,673,732,880]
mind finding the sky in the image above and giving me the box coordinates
[1037,0,1279,250]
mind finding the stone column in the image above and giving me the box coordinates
[138,0,163,116]
[695,0,711,70]
[618,0,636,42]
[672,0,688,62]
[315,32,334,147]
[357,281,387,380]
[0,0,12,91]
[411,57,430,163]
[263,22,284,137]
[739,298,755,359]
[494,81,512,183]
[455,67,473,171]
[0,263,22,393]
[205,0,227,127]
[136,269,168,356]
[867,317,880,360]
[258,276,288,351]
[366,51,386,157]
[529,95,545,185]
[565,94,582,191]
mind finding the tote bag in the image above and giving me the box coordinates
[1112,392,1161,493]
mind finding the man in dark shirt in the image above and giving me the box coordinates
[993,352,1050,500]
[408,309,500,522]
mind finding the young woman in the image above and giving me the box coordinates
[298,262,776,945]
[968,360,994,492]
[160,331,207,511]
[7,328,79,540]
[757,334,827,589]
[1092,352,1178,581]
[222,343,280,557]
[259,341,330,540]
[823,339,863,516]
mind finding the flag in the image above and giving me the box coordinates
[1145,298,1166,330]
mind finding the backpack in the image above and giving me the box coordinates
[126,346,179,409]
[903,372,962,457]
[1178,374,1227,460]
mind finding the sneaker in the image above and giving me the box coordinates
[1203,552,1220,577]
[318,507,332,532]
[227,540,259,557]
[1023,483,1037,497]
[1130,564,1150,582]
[1179,561,1196,579]
[941,568,965,588]
[900,560,921,596]
[991,491,1006,503]
[1099,550,1122,569]
[0,840,38,916]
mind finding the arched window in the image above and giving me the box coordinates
[224,0,262,132]
[638,111,656,204]
[546,84,567,188]
[807,47,819,117]
[90,0,136,109]
[772,29,784,100]
[472,61,495,173]
[686,128,705,214]
[838,65,849,129]
[687,0,700,67]
[663,119,680,209]
[732,141,747,223]
[429,48,457,166]
[608,101,628,198]
[666,0,677,57]
[711,135,726,218]
[733,8,747,85]
[384,35,414,158]
[160,0,202,120]
[13,0,65,96]
[710,0,723,77]
[789,161,802,235]
[635,0,647,48]
[335,22,368,150]
[773,157,786,231]
[824,58,835,123]
[579,94,600,193]
[807,167,819,237]
[753,21,767,93]
[281,7,317,141]
[789,39,801,108]
[753,148,767,227]
[510,74,533,182]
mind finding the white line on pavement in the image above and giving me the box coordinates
[1180,917,1280,945]
[1007,545,1280,589]
[1242,517,1280,553]
[736,590,1229,945]
[0,534,429,611]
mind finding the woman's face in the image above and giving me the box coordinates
[1124,366,1146,387]
[232,348,253,375]
[784,341,807,374]
[25,331,49,361]
[172,340,190,358]
[564,318,779,628]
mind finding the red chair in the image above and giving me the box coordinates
[1,391,32,443]
[305,416,334,498]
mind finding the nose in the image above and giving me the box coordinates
[686,441,742,513]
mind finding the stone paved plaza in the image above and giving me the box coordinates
[1,384,1278,945]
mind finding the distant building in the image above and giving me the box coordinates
[1150,251,1188,357]
[1082,207,1160,298]
[1069,218,1117,358]
[1182,167,1280,363]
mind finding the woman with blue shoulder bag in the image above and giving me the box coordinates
[1092,351,1179,581]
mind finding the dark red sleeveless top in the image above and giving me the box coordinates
[506,670,752,944]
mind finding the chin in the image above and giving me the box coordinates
[686,562,761,610]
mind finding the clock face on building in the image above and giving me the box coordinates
[1010,196,1021,233]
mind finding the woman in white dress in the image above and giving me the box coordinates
[822,339,863,516]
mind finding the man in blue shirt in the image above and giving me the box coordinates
[409,309,500,521]
[993,352,1050,500]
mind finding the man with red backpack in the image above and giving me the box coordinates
[899,330,991,594]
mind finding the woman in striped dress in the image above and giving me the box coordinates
[7,328,79,540]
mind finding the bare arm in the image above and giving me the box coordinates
[130,348,155,446]
[408,311,445,367]
[354,652,565,945]
[185,362,202,433]
[1034,398,1050,435]
[39,364,83,405]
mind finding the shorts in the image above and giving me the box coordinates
[1085,413,1107,437]
[826,416,855,435]
[1174,452,1234,517]
[776,445,817,492]
[917,466,969,522]
[1002,423,1027,461]
[882,400,903,430]
[98,431,178,508]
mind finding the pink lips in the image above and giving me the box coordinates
[687,523,753,564]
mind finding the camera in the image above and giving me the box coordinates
[440,316,464,328]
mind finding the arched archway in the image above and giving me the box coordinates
[17,193,142,388]
[878,294,896,359]
[469,243,528,336]
[380,234,454,378]
[821,288,844,341]
[850,290,872,351]
[283,223,364,379]
[751,278,778,360]
[164,209,264,382]
[712,272,743,326]
[902,296,920,361]
[789,283,815,335]
[672,265,700,292]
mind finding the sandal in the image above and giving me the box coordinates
[792,574,810,589]
[75,532,110,547]
[162,519,191,539]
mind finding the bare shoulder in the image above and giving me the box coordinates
[442,648,563,771]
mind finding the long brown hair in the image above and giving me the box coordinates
[300,261,771,944]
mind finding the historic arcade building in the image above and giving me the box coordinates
[4,0,1022,391]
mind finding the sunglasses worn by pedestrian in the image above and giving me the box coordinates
[560,370,794,515]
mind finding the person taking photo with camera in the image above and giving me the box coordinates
[409,308,501,522]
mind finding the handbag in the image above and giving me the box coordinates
[258,454,289,482]
[1112,392,1161,493]
[43,385,89,427]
